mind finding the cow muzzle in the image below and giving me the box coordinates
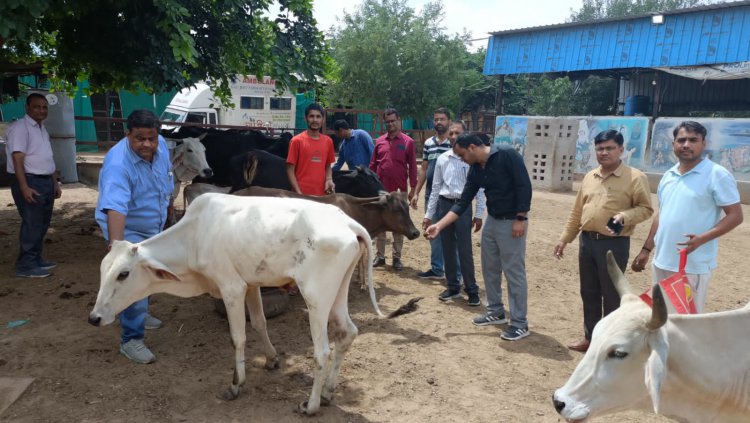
[202,168,214,178]
[406,228,420,240]
[88,314,102,326]
[552,391,590,422]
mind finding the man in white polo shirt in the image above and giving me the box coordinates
[632,120,743,312]
[5,93,62,278]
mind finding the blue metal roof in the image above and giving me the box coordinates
[484,1,750,75]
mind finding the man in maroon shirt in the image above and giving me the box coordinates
[369,108,417,271]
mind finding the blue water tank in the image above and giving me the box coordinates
[624,95,650,116]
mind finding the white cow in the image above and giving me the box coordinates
[553,251,750,422]
[88,194,392,415]
[166,136,213,199]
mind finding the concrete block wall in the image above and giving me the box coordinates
[524,118,577,192]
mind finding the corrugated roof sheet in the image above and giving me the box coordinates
[484,1,750,75]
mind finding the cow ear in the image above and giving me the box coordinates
[645,330,669,414]
[144,258,181,282]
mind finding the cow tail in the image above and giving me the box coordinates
[352,223,386,318]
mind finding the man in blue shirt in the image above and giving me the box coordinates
[332,120,374,172]
[632,121,743,312]
[426,133,533,341]
[96,110,174,364]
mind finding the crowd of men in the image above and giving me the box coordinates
[5,93,743,362]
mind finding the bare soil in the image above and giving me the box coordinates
[1,183,748,423]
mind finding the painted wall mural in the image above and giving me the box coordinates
[648,118,750,181]
[494,115,648,173]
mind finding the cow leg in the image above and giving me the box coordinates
[220,291,248,401]
[322,282,358,406]
[245,286,280,370]
[296,286,337,415]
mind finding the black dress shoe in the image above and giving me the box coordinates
[373,257,386,267]
[392,258,404,271]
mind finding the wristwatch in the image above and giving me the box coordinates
[515,215,528,221]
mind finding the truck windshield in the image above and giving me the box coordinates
[160,110,184,122]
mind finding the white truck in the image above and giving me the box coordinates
[160,76,296,131]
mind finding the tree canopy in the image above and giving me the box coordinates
[570,0,708,22]
[326,0,473,123]
[0,0,328,102]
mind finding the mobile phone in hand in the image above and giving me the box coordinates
[607,217,624,235]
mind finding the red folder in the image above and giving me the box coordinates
[639,249,697,314]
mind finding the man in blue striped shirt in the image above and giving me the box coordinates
[412,108,453,279]
[425,121,486,305]
[332,120,374,171]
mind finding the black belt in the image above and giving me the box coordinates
[582,231,627,240]
[25,173,53,179]
[490,213,518,220]
[439,195,461,204]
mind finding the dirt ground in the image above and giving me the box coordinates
[1,183,748,423]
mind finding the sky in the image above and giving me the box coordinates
[312,0,585,50]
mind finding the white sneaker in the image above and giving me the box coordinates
[144,314,163,330]
[120,339,156,364]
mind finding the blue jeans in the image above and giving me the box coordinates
[11,175,55,271]
[426,189,444,275]
[121,297,149,344]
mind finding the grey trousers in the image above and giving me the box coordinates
[376,232,403,260]
[578,233,629,340]
[480,216,528,328]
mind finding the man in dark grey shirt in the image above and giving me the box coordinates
[426,133,532,341]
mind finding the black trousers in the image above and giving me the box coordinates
[11,175,55,271]
[578,233,629,340]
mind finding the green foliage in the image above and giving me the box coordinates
[570,0,708,22]
[327,0,475,124]
[0,0,328,105]
[571,76,618,115]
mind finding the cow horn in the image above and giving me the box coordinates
[243,156,259,185]
[606,250,631,297]
[646,285,669,330]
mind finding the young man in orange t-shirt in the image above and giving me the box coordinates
[286,103,336,195]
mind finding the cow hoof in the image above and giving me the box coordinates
[295,401,318,416]
[265,357,280,370]
[218,386,240,401]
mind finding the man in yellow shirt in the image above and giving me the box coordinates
[553,129,653,352]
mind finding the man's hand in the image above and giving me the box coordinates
[512,220,526,238]
[553,241,567,259]
[677,233,703,254]
[607,212,626,235]
[422,218,431,231]
[409,196,418,210]
[425,223,440,240]
[472,218,483,232]
[325,179,335,194]
[631,249,650,272]
[407,189,416,203]
[20,185,40,203]
[54,181,62,199]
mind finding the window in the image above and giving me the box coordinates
[240,96,264,109]
[185,112,207,124]
[270,97,292,110]
[208,113,217,125]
